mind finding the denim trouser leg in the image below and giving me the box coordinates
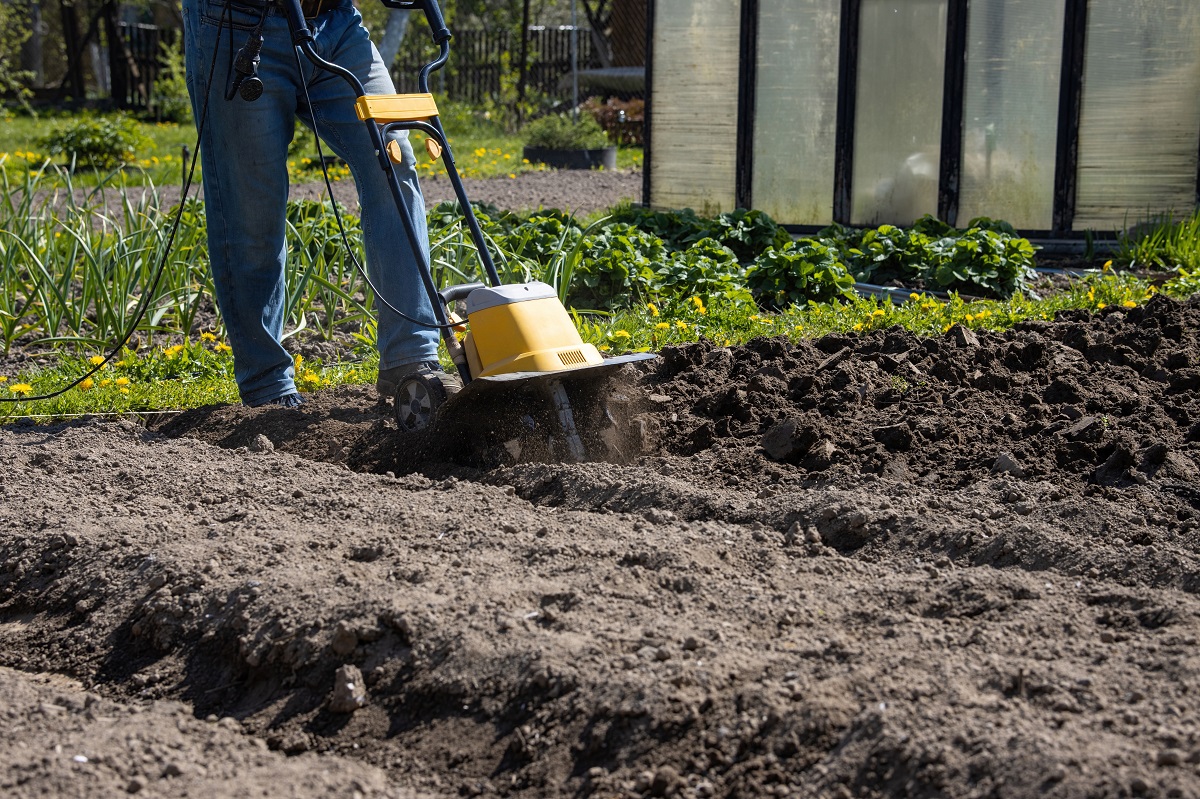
[182,0,439,405]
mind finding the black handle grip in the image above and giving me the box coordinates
[279,0,313,44]
[438,282,485,306]
[380,0,451,44]
[420,0,451,44]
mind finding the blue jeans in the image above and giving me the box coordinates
[182,0,439,405]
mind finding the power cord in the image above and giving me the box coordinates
[291,46,461,332]
[0,0,232,404]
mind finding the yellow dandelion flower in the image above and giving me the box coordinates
[655,322,670,330]
[647,302,659,317]
[872,309,885,317]
[115,377,130,386]
[115,360,128,368]
[598,344,610,352]
[852,323,863,331]
[1097,302,1107,309]
[1103,260,1112,272]
[119,387,130,395]
[200,332,217,343]
[909,292,920,301]
[611,330,631,339]
[1122,300,1136,308]
[9,383,33,396]
[508,173,516,179]
[965,314,975,322]
[749,314,760,322]
[0,376,7,383]
[675,321,688,330]
[89,355,106,366]
[79,377,94,391]
[215,343,232,354]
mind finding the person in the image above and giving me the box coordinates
[182,0,455,407]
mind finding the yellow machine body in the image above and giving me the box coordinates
[461,282,603,378]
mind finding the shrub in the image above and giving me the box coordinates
[523,113,609,150]
[41,113,151,169]
[152,38,192,124]
[651,238,744,302]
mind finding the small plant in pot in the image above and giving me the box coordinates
[522,113,616,170]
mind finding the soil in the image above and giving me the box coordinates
[4,294,1200,798]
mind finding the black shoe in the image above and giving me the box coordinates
[377,361,463,398]
[250,392,305,408]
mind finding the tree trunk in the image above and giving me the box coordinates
[378,8,409,74]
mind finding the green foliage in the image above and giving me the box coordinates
[709,209,792,264]
[523,113,609,150]
[41,113,151,169]
[832,217,1037,298]
[746,240,856,309]
[607,206,713,251]
[568,223,663,310]
[0,0,33,104]
[652,239,745,303]
[1117,210,1200,273]
[152,38,192,125]
[1162,267,1200,300]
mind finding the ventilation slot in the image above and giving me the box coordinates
[557,349,588,366]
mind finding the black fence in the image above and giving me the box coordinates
[104,23,601,113]
[393,27,599,106]
[107,21,176,113]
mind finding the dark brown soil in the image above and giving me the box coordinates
[3,296,1200,797]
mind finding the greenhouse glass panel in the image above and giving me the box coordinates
[851,0,947,226]
[751,0,841,226]
[649,0,740,214]
[1074,1,1200,231]
[957,0,1063,230]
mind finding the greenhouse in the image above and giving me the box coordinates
[645,0,1200,238]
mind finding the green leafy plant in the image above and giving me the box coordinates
[710,208,792,264]
[1117,210,1200,272]
[152,38,192,124]
[746,239,856,309]
[652,238,746,302]
[41,113,151,169]
[568,223,664,310]
[523,113,609,150]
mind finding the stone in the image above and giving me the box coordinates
[1156,749,1183,767]
[330,622,358,656]
[991,451,1024,477]
[329,664,369,713]
[951,325,980,348]
[249,434,274,454]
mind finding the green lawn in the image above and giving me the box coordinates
[0,108,643,187]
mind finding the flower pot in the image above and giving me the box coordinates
[522,145,618,171]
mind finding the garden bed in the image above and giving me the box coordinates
[2,296,1199,797]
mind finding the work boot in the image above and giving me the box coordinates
[377,360,462,400]
[248,392,305,408]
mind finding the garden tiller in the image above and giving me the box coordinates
[279,0,653,460]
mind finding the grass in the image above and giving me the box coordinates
[0,107,643,188]
[1116,209,1200,273]
[2,269,1191,422]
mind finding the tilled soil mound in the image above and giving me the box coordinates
[3,297,1200,798]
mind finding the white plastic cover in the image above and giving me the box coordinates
[957,0,1064,230]
[750,0,841,226]
[1073,1,1200,231]
[850,0,948,226]
[649,0,740,214]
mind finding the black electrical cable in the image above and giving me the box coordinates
[291,46,461,332]
[0,1,234,404]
